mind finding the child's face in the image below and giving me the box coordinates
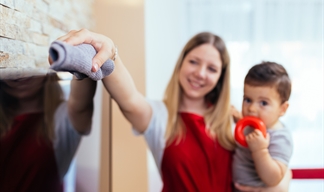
[242,84,289,129]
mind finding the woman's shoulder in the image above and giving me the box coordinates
[146,99,168,117]
[146,99,166,109]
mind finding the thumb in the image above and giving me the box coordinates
[91,51,108,72]
[91,42,113,72]
[48,55,53,65]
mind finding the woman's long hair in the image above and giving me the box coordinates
[0,73,64,141]
[163,32,235,151]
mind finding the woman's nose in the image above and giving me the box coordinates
[195,66,207,78]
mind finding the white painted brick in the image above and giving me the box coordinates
[14,0,34,14]
[31,32,49,46]
[31,8,48,23]
[1,5,15,24]
[0,52,35,68]
[34,0,48,13]
[24,42,37,56]
[42,0,50,4]
[14,25,30,42]
[0,0,14,9]
[34,45,48,57]
[35,56,49,67]
[29,19,42,33]
[1,0,94,69]
[48,28,65,43]
[13,9,30,28]
[1,23,17,39]
[0,38,24,54]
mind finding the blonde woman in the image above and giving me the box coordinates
[58,29,291,191]
[0,74,96,191]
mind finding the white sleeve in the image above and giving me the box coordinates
[133,100,167,173]
[53,101,82,180]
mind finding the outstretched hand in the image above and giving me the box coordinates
[56,29,116,72]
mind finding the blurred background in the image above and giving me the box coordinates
[145,0,323,191]
[1,0,323,191]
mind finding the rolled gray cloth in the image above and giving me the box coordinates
[49,40,114,81]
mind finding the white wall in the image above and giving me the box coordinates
[144,0,187,191]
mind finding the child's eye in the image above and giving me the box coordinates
[260,101,268,106]
[243,98,251,103]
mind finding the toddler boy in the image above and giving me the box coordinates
[232,61,293,191]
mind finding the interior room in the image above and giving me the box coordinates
[0,0,323,191]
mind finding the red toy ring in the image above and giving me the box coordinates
[234,116,267,147]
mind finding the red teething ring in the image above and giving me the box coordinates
[234,116,267,147]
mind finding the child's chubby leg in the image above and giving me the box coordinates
[262,169,292,192]
[234,169,292,192]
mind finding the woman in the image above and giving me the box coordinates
[0,73,96,191]
[58,29,291,191]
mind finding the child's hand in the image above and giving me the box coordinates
[246,129,270,152]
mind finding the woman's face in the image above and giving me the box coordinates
[2,76,46,100]
[179,43,222,102]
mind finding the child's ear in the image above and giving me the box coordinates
[279,101,289,116]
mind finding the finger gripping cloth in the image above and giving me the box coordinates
[49,40,114,81]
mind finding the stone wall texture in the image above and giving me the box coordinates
[0,0,93,70]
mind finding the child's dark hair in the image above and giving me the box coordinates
[244,61,291,103]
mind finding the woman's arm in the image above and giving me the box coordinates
[60,29,152,133]
[67,77,97,135]
[101,56,152,133]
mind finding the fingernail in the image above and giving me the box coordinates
[92,63,99,72]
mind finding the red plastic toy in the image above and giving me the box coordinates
[234,116,267,147]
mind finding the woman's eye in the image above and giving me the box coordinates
[189,60,197,64]
[208,67,217,72]
[260,101,268,106]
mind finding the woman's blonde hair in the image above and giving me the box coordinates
[163,32,235,151]
[0,73,64,141]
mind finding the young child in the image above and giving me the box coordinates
[232,61,293,191]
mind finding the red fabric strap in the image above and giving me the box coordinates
[292,168,324,179]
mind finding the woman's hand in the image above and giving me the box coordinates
[235,169,292,192]
[235,183,263,192]
[231,105,242,123]
[57,29,116,72]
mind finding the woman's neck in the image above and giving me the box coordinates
[179,96,207,116]
[15,97,43,115]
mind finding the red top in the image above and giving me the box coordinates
[161,113,233,192]
[0,113,62,192]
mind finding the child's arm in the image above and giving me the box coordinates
[68,77,97,134]
[246,130,287,186]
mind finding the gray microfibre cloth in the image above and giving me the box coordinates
[49,40,114,81]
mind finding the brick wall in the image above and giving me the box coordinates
[0,0,93,70]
